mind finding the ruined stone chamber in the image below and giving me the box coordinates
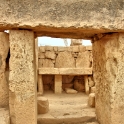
[0,0,124,124]
[38,45,94,94]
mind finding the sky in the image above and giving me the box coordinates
[38,37,92,46]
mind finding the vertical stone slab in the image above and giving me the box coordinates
[0,32,9,107]
[9,30,37,124]
[55,75,62,93]
[38,74,43,95]
[93,33,124,124]
[84,76,89,94]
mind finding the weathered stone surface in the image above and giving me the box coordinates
[79,45,86,52]
[0,108,10,124]
[55,51,75,68]
[62,75,74,84]
[93,33,124,124]
[39,46,45,53]
[76,51,90,68]
[43,59,54,67]
[88,76,95,87]
[38,52,45,59]
[0,32,9,107]
[9,30,37,124]
[65,88,78,94]
[45,46,53,51]
[45,51,56,60]
[37,97,49,114]
[90,87,96,93]
[88,93,95,107]
[58,47,66,52]
[74,80,85,92]
[54,75,62,94]
[72,46,79,52]
[53,46,58,52]
[86,46,92,51]
[0,1,124,39]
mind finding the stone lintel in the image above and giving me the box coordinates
[39,68,92,75]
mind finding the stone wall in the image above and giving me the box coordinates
[93,33,124,124]
[38,45,92,68]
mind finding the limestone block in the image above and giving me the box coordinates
[39,46,45,52]
[37,97,49,114]
[88,76,95,87]
[54,75,62,94]
[55,51,75,68]
[90,87,96,93]
[62,83,73,90]
[45,51,56,59]
[67,46,73,52]
[9,30,37,124]
[79,45,86,52]
[45,46,53,51]
[38,59,43,68]
[86,46,92,51]
[76,51,90,68]
[38,52,45,59]
[88,93,95,107]
[74,80,85,92]
[58,46,66,52]
[65,88,78,94]
[53,46,58,51]
[71,39,82,46]
[0,32,9,107]
[72,46,79,52]
[62,75,74,84]
[0,108,10,124]
[42,59,54,68]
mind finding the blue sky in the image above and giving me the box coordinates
[38,37,92,46]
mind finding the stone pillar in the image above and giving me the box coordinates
[54,75,62,93]
[0,32,9,107]
[93,33,124,124]
[84,76,89,94]
[38,74,43,95]
[9,30,37,124]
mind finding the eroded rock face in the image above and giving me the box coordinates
[55,51,75,68]
[0,33,9,107]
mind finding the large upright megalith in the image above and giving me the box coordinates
[93,33,124,124]
[0,32,9,107]
[9,30,37,124]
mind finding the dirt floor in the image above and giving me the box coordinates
[38,91,99,124]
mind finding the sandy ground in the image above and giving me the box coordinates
[38,91,99,124]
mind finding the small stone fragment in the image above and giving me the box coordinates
[65,88,78,94]
[37,97,49,114]
[88,93,95,107]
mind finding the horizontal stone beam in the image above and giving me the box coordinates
[0,1,124,38]
[39,68,92,75]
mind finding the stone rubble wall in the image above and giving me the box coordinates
[38,45,92,68]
